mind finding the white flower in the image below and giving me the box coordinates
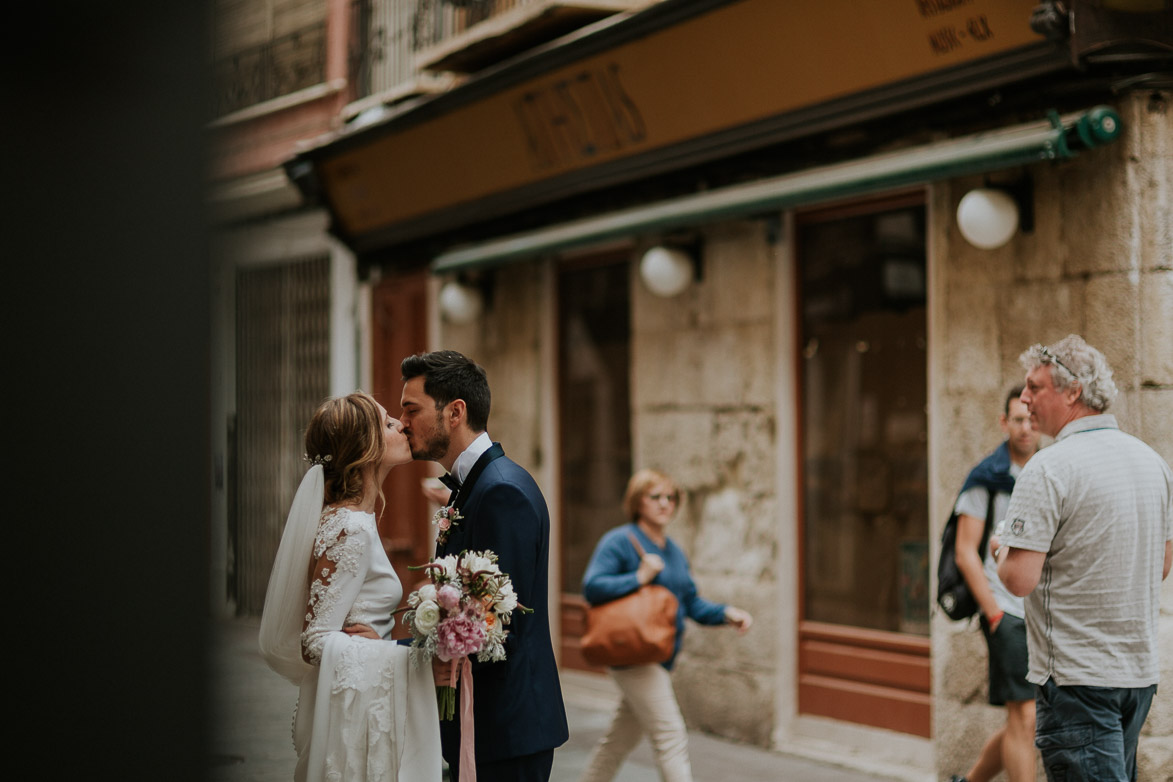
[407,582,437,608]
[414,600,441,635]
[440,556,460,581]
[416,583,437,604]
[495,581,518,613]
[427,555,458,583]
[464,552,497,575]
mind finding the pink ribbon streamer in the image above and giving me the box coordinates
[459,656,476,782]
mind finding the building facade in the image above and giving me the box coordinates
[213,0,1172,777]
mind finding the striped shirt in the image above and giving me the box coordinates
[1003,414,1173,688]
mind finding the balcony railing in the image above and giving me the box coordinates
[351,0,413,101]
[413,0,524,52]
[349,0,643,105]
[214,22,328,118]
[413,0,643,73]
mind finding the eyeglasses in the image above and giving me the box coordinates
[1038,344,1078,379]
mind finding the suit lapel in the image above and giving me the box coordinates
[435,443,505,558]
[451,442,504,511]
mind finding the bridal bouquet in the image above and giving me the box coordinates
[402,549,530,719]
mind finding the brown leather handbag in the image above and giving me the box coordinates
[580,533,679,667]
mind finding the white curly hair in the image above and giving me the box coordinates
[1019,334,1118,412]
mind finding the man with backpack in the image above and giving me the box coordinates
[946,386,1040,782]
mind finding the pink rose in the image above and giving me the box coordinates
[437,516,452,531]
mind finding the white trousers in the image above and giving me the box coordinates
[578,663,693,782]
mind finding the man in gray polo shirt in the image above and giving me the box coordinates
[995,335,1173,782]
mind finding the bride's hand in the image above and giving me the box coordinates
[342,622,379,640]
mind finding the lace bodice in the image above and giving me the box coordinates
[300,506,402,665]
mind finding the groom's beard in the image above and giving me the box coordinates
[411,427,450,462]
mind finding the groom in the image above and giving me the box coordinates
[400,350,569,782]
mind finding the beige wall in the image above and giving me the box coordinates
[438,261,549,476]
[442,226,785,747]
[629,221,781,746]
[931,89,1173,779]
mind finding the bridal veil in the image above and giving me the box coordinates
[259,463,323,684]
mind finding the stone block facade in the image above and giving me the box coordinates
[436,89,1171,778]
[931,90,1172,780]
[444,261,548,476]
[630,221,780,745]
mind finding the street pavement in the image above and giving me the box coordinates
[210,617,908,781]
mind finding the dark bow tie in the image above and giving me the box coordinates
[438,473,461,493]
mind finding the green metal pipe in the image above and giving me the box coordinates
[433,105,1122,274]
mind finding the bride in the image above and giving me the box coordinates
[259,392,442,781]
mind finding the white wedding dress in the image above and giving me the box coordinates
[262,489,441,782]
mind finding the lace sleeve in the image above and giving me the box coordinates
[300,508,370,665]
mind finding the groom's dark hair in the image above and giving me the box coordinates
[401,350,491,432]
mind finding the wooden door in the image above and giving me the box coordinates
[556,254,632,671]
[796,193,932,737]
[371,269,433,638]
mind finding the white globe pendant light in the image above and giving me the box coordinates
[639,246,693,297]
[439,280,483,325]
[956,188,1020,250]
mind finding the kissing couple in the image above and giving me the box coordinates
[259,350,569,781]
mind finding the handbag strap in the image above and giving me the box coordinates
[627,531,647,558]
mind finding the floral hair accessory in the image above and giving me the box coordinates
[432,505,463,547]
[303,453,333,467]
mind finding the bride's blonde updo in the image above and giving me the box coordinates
[304,392,385,506]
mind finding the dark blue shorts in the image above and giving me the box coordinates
[1034,678,1156,782]
[980,612,1033,706]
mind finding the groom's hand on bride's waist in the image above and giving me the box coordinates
[342,622,380,640]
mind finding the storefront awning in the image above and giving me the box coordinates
[291,0,1070,257]
[432,105,1122,273]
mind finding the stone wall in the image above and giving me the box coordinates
[440,261,548,478]
[433,89,1171,772]
[630,220,780,746]
[438,224,783,746]
[931,89,1172,779]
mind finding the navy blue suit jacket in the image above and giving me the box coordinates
[437,443,569,765]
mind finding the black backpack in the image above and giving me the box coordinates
[936,489,996,621]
